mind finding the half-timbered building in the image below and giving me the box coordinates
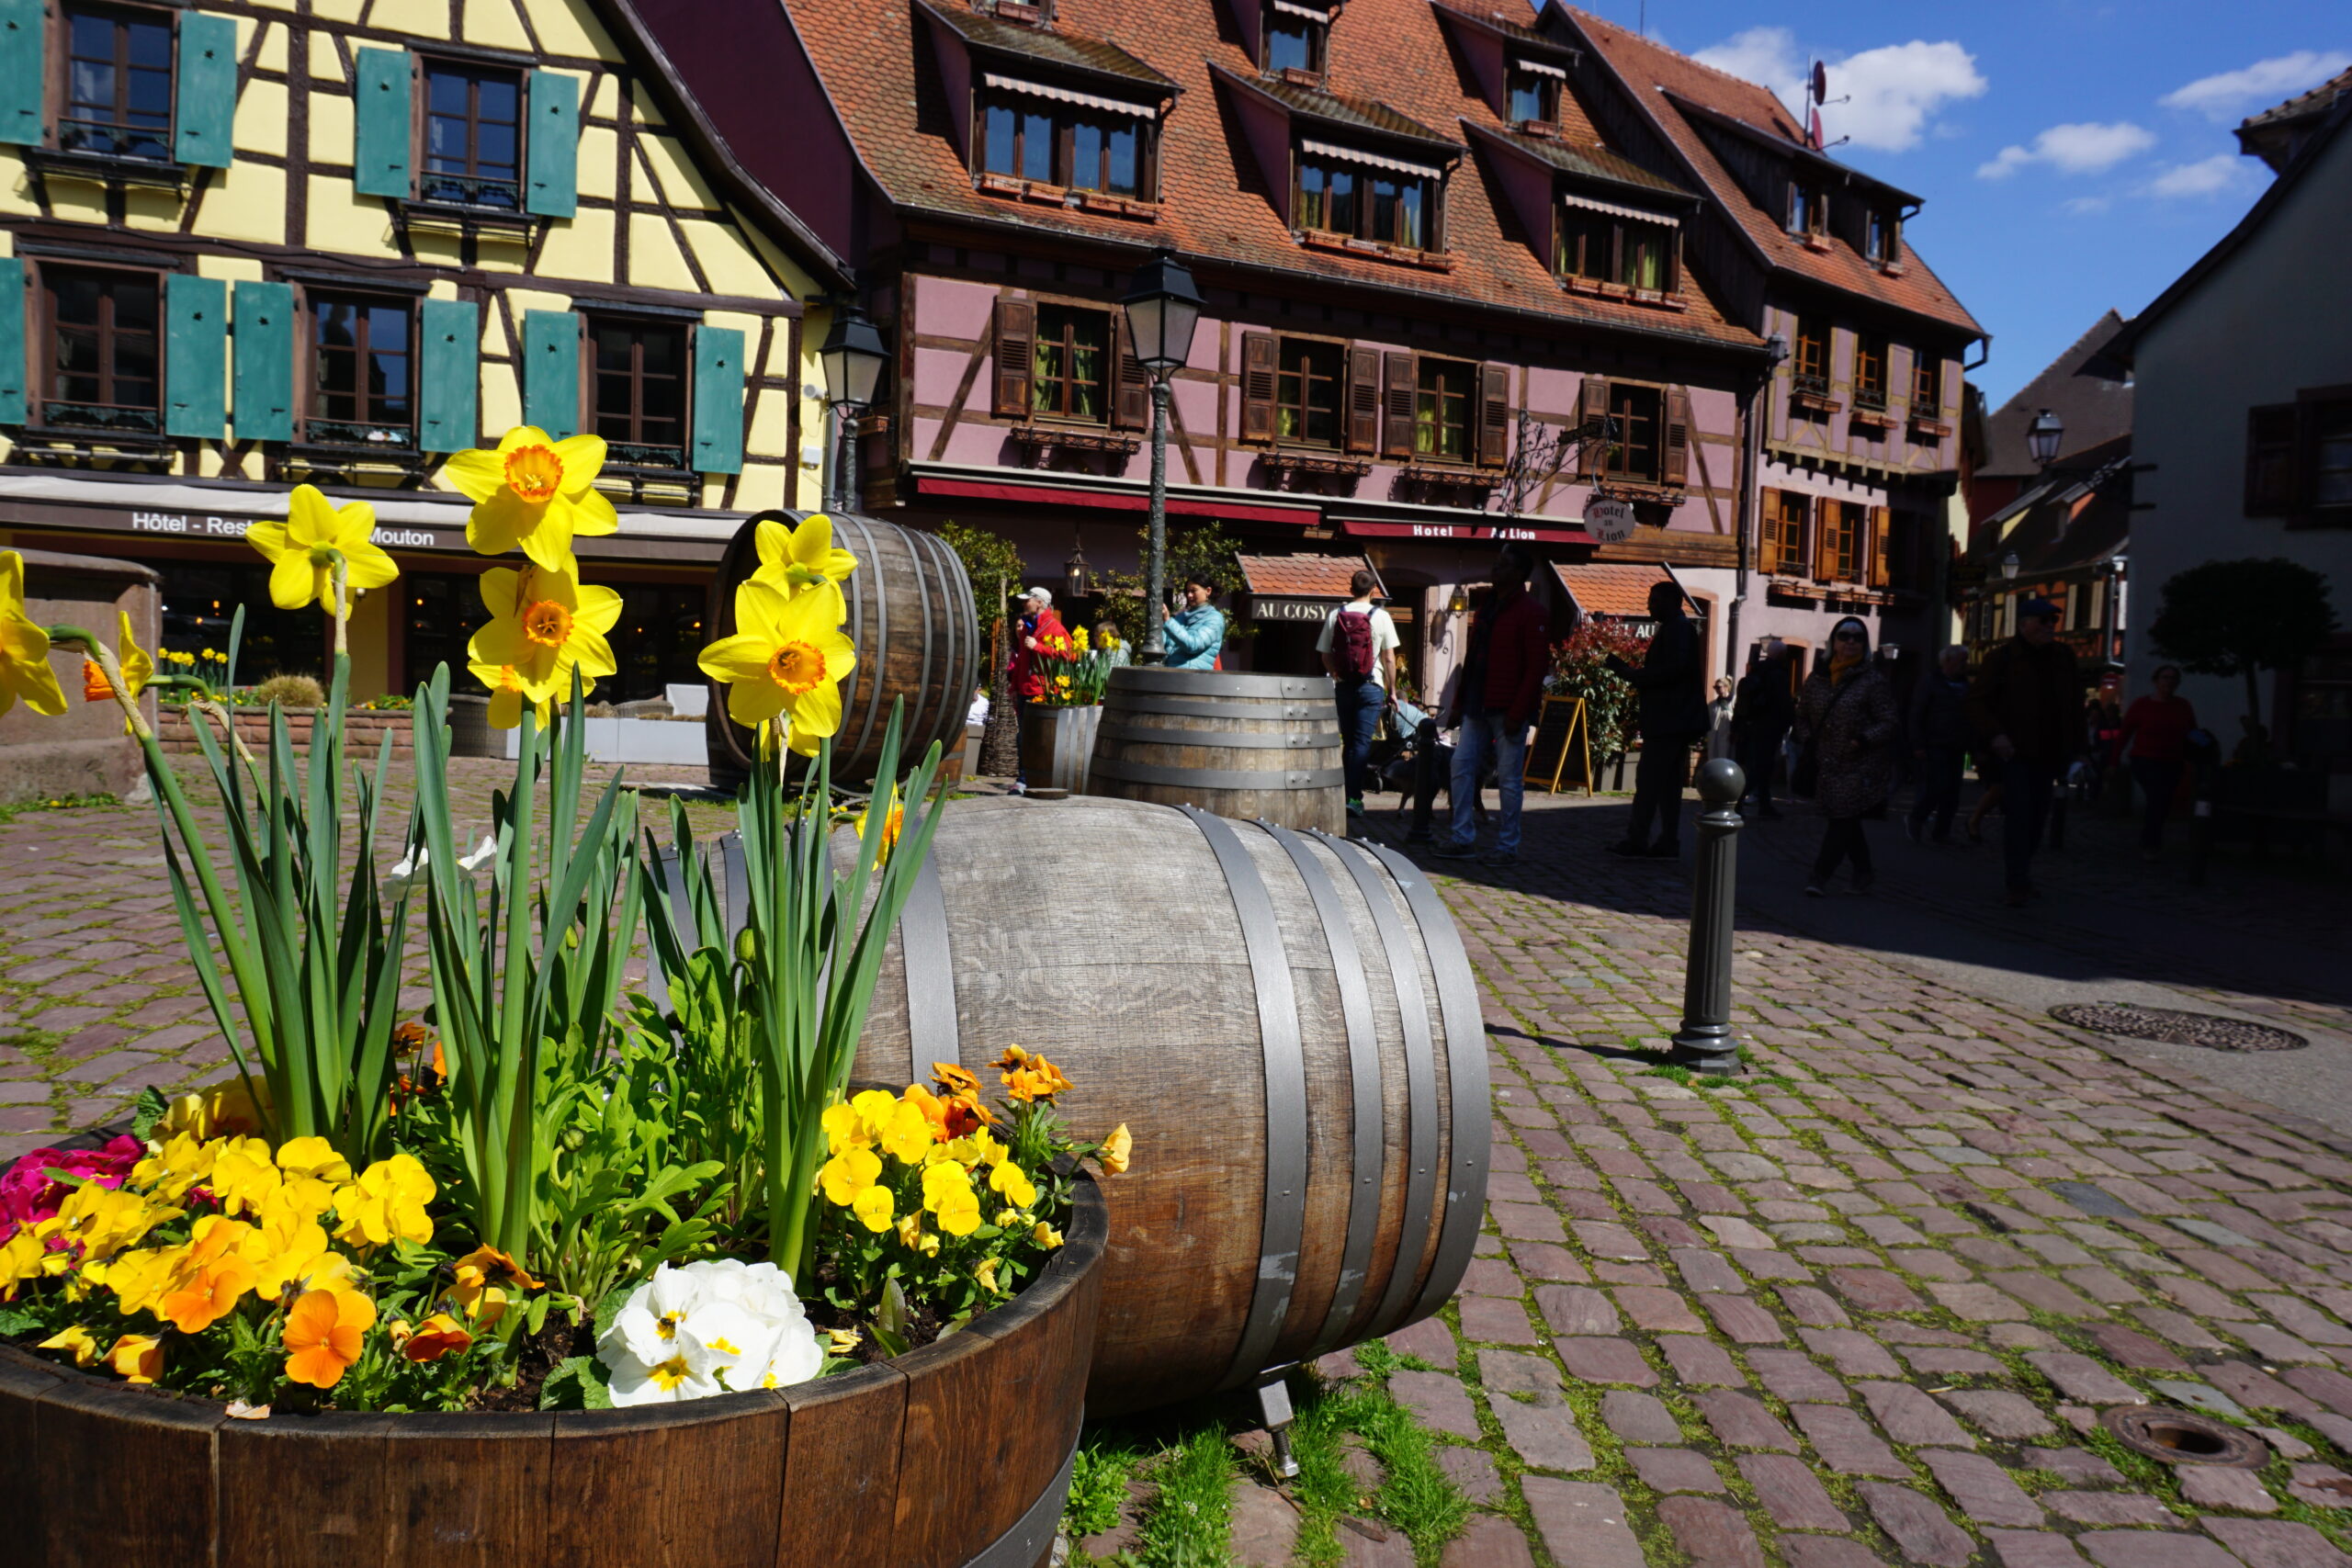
[0,0,842,700]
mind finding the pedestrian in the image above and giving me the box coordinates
[1435,546,1550,865]
[1731,642,1794,819]
[1159,575,1226,671]
[1317,569,1401,819]
[2118,664,2197,860]
[1008,586,1067,704]
[1603,581,1708,859]
[1706,677,1736,760]
[1965,595,2082,906]
[1905,645,1972,843]
[1795,616,1901,896]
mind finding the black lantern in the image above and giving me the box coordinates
[1120,247,1204,375]
[2026,407,2063,468]
[819,305,889,412]
[2000,550,2020,582]
[1064,529,1091,603]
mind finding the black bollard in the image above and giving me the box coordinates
[1670,758,1746,1074]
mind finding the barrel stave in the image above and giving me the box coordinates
[1087,667,1345,834]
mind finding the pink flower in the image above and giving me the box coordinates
[0,1136,142,1241]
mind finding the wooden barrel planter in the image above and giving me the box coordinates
[853,795,1487,1415]
[0,1177,1104,1568]
[1016,704,1100,795]
[1086,667,1345,834]
[707,512,981,792]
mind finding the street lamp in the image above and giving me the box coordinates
[2001,550,2019,582]
[819,303,888,513]
[2026,407,2063,468]
[1063,528,1091,604]
[1120,247,1204,663]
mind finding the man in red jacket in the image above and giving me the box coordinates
[1436,547,1551,864]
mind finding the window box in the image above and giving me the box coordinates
[1907,417,1953,440]
[1262,450,1370,479]
[1518,118,1561,140]
[1009,425,1139,464]
[396,200,537,242]
[21,146,187,191]
[1020,181,1069,206]
[1295,231,1454,271]
[978,171,1027,197]
[1397,461,1498,490]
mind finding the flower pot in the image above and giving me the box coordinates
[1017,703,1100,795]
[446,693,503,759]
[0,1176,1106,1568]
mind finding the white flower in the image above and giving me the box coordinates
[597,1259,826,1405]
[457,833,500,874]
[382,842,428,893]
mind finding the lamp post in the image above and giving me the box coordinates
[818,303,888,514]
[2026,408,2064,468]
[1120,247,1204,664]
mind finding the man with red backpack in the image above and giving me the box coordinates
[1317,568,1400,819]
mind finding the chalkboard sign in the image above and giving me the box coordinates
[1523,695,1593,795]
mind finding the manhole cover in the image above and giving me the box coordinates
[2050,1002,2307,1053]
[2101,1406,2269,1469]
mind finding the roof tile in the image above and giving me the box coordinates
[1239,553,1378,598]
[1555,561,1672,618]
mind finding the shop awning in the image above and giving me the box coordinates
[1333,517,1591,545]
[1299,138,1446,181]
[1238,553,1379,599]
[912,473,1319,529]
[1553,561,1694,618]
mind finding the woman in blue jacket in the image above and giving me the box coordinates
[1161,576,1226,671]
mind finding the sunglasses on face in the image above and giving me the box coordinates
[1834,631,1865,642]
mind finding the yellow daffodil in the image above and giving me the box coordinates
[0,550,67,719]
[446,425,618,571]
[331,1154,435,1249]
[696,578,854,753]
[858,790,904,868]
[469,660,552,730]
[1099,1123,1132,1176]
[282,1283,375,1389]
[468,561,620,710]
[81,610,155,733]
[852,1183,895,1234]
[750,512,857,605]
[39,1325,101,1367]
[245,485,399,613]
[107,1332,165,1384]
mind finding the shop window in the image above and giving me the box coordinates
[1274,336,1342,447]
[1911,353,1941,418]
[1854,334,1889,411]
[1792,318,1830,398]
[420,61,524,210]
[978,92,1148,197]
[1555,203,1677,290]
[43,264,162,433]
[308,294,414,448]
[1508,64,1561,126]
[402,571,493,693]
[609,582,711,703]
[1297,149,1432,249]
[58,5,174,161]
[1032,303,1110,424]
[591,318,688,469]
[160,562,322,682]
[1265,3,1328,74]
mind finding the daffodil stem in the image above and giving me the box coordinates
[330,556,351,662]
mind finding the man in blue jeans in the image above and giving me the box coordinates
[1436,547,1552,865]
[1317,570,1400,818]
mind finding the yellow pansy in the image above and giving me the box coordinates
[445,425,618,570]
[331,1153,435,1249]
[976,1256,1002,1294]
[895,1213,926,1252]
[922,1162,981,1236]
[819,1145,883,1206]
[157,1080,264,1143]
[244,484,400,613]
[207,1137,283,1217]
[467,561,620,705]
[469,660,552,731]
[750,512,856,604]
[131,1132,216,1202]
[1,1230,45,1298]
[695,578,855,753]
[852,1183,895,1234]
[1099,1123,1132,1176]
[49,1183,166,1265]
[274,1137,352,1215]
[107,1332,164,1384]
[244,1213,333,1303]
[87,1246,175,1317]
[0,550,68,719]
[989,1160,1038,1210]
[879,1100,936,1167]
[822,1100,874,1156]
[39,1325,100,1368]
[1031,1221,1065,1250]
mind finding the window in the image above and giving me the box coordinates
[1761,490,1809,575]
[1863,209,1896,264]
[421,62,524,209]
[2247,405,2299,514]
[402,572,493,693]
[1414,355,1474,461]
[44,265,161,432]
[1792,319,1829,397]
[979,96,1147,197]
[1032,304,1110,423]
[1266,5,1327,74]
[2245,395,2352,518]
[1600,384,1662,482]
[1786,181,1825,238]
[309,294,414,447]
[1298,151,1431,248]
[1854,334,1888,411]
[592,319,688,468]
[1275,337,1343,447]
[609,582,711,702]
[1508,66,1561,126]
[1817,500,1860,582]
[1911,353,1941,418]
[2314,401,2352,511]
[1555,205,1677,290]
[162,562,321,682]
[58,5,174,161]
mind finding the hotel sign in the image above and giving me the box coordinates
[127,510,443,550]
[1336,518,1592,545]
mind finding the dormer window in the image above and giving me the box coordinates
[1863,208,1898,264]
[977,75,1154,198]
[1297,141,1434,249]
[1508,60,1565,128]
[1555,197,1679,293]
[1267,2,1329,76]
[1786,180,1826,240]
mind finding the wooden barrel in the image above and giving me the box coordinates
[706,511,980,790]
[1016,704,1100,795]
[854,795,1487,1416]
[1085,667,1345,834]
[0,1177,1105,1568]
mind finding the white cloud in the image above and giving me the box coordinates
[1690,27,1986,152]
[2160,51,2350,122]
[2144,153,2256,198]
[1976,121,2157,179]
[2062,196,2113,216]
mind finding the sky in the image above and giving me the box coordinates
[1569,0,2346,409]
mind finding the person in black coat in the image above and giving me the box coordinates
[1730,641,1795,820]
[1605,581,1709,858]
[1905,645,1973,843]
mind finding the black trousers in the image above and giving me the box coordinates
[1627,735,1696,847]
[1908,744,1966,839]
[1811,817,1873,884]
[1736,729,1786,813]
[2132,757,2184,850]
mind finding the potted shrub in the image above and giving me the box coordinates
[1017,624,1118,793]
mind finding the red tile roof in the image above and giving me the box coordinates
[1554,560,1672,617]
[779,0,1758,351]
[1555,6,1983,338]
[1239,554,1379,598]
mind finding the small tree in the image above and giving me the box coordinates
[2146,558,2336,730]
[936,520,1028,776]
[1094,520,1250,649]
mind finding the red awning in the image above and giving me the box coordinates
[914,476,1319,528]
[1336,517,1592,544]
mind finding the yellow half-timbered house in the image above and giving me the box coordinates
[0,0,843,699]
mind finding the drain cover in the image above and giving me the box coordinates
[2050,1002,2307,1053]
[2101,1406,2269,1468]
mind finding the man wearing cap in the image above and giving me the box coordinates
[1009,586,1069,704]
[1966,596,2082,907]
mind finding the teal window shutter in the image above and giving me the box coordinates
[691,326,746,475]
[0,258,24,424]
[172,12,237,168]
[230,281,292,442]
[0,0,40,147]
[521,310,580,439]
[418,299,480,452]
[524,71,579,219]
[165,275,228,438]
[352,48,412,199]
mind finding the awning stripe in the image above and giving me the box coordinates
[1514,56,1568,80]
[1562,189,1679,227]
[1272,0,1330,18]
[1300,137,1444,181]
[982,72,1158,119]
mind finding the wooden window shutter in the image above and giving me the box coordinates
[1662,387,1691,487]
[172,12,236,168]
[352,48,413,199]
[991,297,1035,419]
[1477,361,1510,467]
[0,0,41,147]
[0,257,23,424]
[521,310,582,440]
[2245,404,2299,516]
[1576,375,1610,477]
[1240,332,1278,444]
[1869,506,1892,589]
[230,281,294,444]
[1812,499,1837,583]
[1380,351,1415,458]
[164,275,227,439]
[526,71,582,220]
[692,324,747,474]
[1757,491,1781,576]
[417,298,480,453]
[1344,345,1379,453]
[1113,314,1150,431]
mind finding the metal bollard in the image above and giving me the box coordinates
[1670,758,1746,1074]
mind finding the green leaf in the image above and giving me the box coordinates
[538,1354,614,1410]
[130,1086,173,1142]
[0,1305,42,1337]
[592,1282,635,1344]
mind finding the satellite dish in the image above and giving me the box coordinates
[1810,60,1828,106]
